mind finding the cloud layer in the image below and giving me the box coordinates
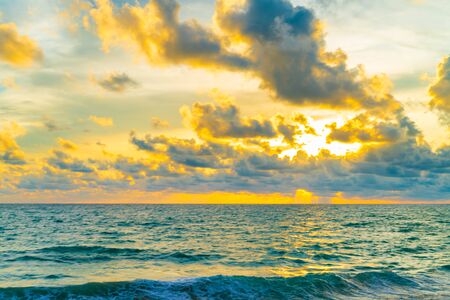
[1,98,447,202]
[0,0,448,203]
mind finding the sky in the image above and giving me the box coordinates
[0,0,449,203]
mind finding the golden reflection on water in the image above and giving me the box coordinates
[271,263,353,278]
[1,204,447,293]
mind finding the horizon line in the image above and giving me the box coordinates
[0,202,448,205]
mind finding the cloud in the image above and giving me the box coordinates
[275,113,317,145]
[123,105,449,201]
[130,133,228,169]
[151,117,170,129]
[4,114,447,201]
[89,0,249,69]
[18,169,80,191]
[142,136,446,199]
[42,117,65,132]
[429,55,450,125]
[327,112,419,144]
[113,156,153,177]
[0,122,26,165]
[83,0,400,111]
[180,95,319,147]
[57,138,78,151]
[215,0,402,110]
[0,0,448,202]
[181,100,277,139]
[0,22,43,67]
[234,152,297,177]
[94,72,139,92]
[89,115,114,127]
[47,150,95,173]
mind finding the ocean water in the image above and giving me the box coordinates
[0,205,448,299]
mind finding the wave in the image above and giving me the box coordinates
[0,271,437,300]
[38,246,144,255]
[6,246,223,264]
[342,221,373,228]
[438,264,450,272]
[156,251,224,262]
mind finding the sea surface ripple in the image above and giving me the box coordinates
[0,204,448,299]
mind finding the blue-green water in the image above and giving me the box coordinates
[0,205,448,299]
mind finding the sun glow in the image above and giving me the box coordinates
[276,118,362,158]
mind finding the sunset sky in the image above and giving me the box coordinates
[0,0,449,203]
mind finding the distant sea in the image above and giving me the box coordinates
[0,204,448,299]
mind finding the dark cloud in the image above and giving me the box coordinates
[130,133,228,169]
[235,152,297,177]
[47,150,95,173]
[216,0,399,109]
[0,150,26,165]
[95,72,139,92]
[114,157,152,177]
[18,171,79,191]
[42,117,67,132]
[327,111,419,144]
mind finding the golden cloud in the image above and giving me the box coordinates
[57,138,78,151]
[429,55,450,125]
[326,112,419,144]
[89,115,114,127]
[0,23,43,67]
[0,122,26,165]
[89,0,247,69]
[181,100,277,140]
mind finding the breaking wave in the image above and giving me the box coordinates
[0,271,442,300]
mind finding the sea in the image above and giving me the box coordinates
[0,204,448,299]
